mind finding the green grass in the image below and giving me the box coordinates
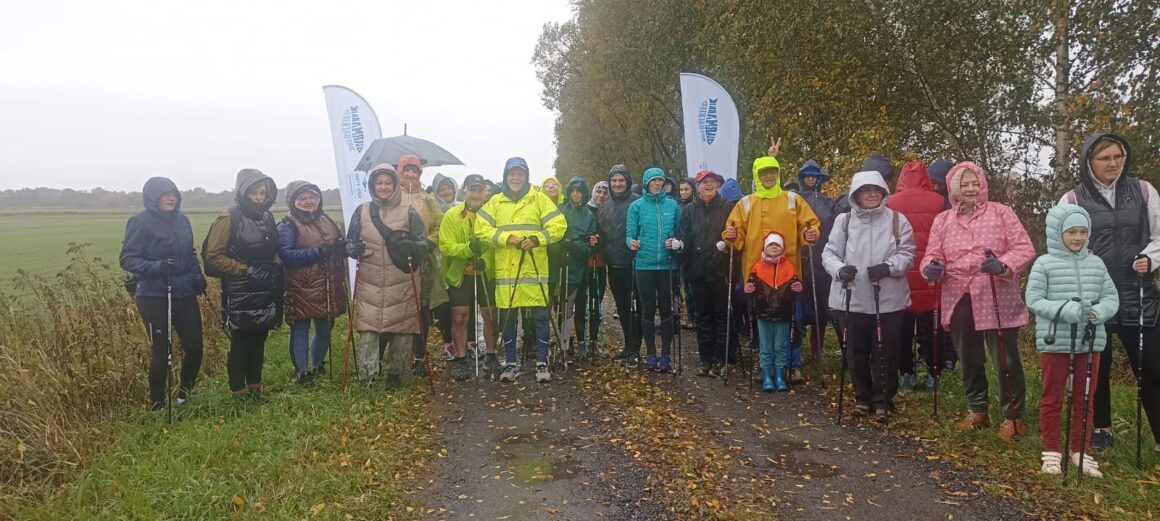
[12,325,436,520]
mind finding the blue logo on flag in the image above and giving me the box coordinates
[698,99,718,145]
[342,106,365,153]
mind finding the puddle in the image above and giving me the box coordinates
[494,429,585,482]
[510,456,583,483]
[763,438,841,479]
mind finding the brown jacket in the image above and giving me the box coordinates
[279,209,347,322]
[352,168,424,334]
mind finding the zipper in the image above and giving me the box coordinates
[655,198,664,265]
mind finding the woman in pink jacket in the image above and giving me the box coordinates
[920,161,1035,442]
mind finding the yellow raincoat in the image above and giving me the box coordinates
[725,156,821,275]
[476,181,567,309]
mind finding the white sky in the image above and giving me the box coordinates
[0,0,573,192]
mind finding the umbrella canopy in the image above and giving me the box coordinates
[355,134,464,172]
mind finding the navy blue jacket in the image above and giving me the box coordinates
[119,177,206,298]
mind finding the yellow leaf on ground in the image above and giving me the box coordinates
[232,496,245,507]
[309,503,326,515]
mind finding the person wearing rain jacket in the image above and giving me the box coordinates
[628,167,681,372]
[541,178,564,205]
[832,154,895,217]
[439,174,499,381]
[823,170,916,421]
[887,161,954,393]
[550,176,596,358]
[346,164,431,388]
[431,172,460,213]
[928,159,954,210]
[745,231,804,392]
[585,180,610,348]
[796,159,835,368]
[120,177,207,411]
[1025,203,1118,477]
[396,154,451,376]
[920,161,1035,441]
[475,157,567,383]
[596,164,643,363]
[204,169,283,403]
[1058,132,1160,453]
[277,180,347,384]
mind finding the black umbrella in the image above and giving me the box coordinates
[355,134,464,172]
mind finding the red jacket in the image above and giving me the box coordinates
[886,161,945,312]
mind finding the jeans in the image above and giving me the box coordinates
[502,306,549,364]
[289,318,334,374]
[757,319,790,370]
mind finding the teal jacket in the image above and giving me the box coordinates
[626,167,680,270]
[1025,204,1119,353]
[548,176,596,285]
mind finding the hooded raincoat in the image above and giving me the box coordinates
[627,168,681,271]
[550,176,595,285]
[887,161,946,313]
[277,181,347,322]
[725,156,821,276]
[431,173,460,212]
[920,162,1035,331]
[797,160,834,323]
[822,171,916,314]
[1025,204,1119,353]
[540,178,564,205]
[120,177,206,298]
[475,157,567,308]
[596,165,640,267]
[396,154,449,309]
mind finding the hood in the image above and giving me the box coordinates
[142,176,181,213]
[847,170,891,212]
[285,180,323,221]
[861,154,894,184]
[564,176,589,207]
[751,156,782,199]
[796,160,830,191]
[720,178,744,202]
[928,159,954,184]
[895,160,933,192]
[367,163,403,208]
[234,168,277,215]
[641,167,669,201]
[608,164,634,201]
[396,154,424,193]
[540,177,564,204]
[1045,203,1092,259]
[502,156,531,200]
[431,173,459,205]
[589,180,609,209]
[1078,132,1133,190]
[946,161,990,208]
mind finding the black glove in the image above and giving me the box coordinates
[318,243,334,258]
[980,255,1006,275]
[867,263,891,282]
[159,257,179,275]
[923,259,945,281]
[837,265,857,283]
[404,239,429,259]
[469,238,482,256]
[471,258,486,272]
[193,273,207,295]
[347,240,366,259]
[246,264,273,282]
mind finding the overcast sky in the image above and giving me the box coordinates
[0,0,573,192]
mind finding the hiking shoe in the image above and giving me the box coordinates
[412,359,428,377]
[852,404,871,418]
[467,342,481,360]
[875,408,890,422]
[697,362,713,377]
[535,363,551,383]
[789,367,803,384]
[175,388,191,405]
[997,419,1026,442]
[943,359,957,372]
[1070,452,1104,478]
[483,353,501,378]
[451,357,471,381]
[442,342,455,361]
[954,412,990,431]
[613,350,633,361]
[709,362,724,377]
[1040,451,1062,475]
[645,355,659,371]
[624,356,640,369]
[500,365,521,382]
[1090,429,1113,450]
[900,373,916,393]
[657,355,673,373]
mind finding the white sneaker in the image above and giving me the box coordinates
[1070,452,1104,478]
[500,365,520,382]
[1040,451,1062,475]
[442,342,455,361]
[535,363,551,383]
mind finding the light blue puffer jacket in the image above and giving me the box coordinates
[626,167,680,270]
[1025,204,1119,353]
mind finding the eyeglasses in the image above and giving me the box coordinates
[1093,154,1125,164]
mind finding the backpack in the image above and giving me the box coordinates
[840,209,900,259]
[201,206,241,279]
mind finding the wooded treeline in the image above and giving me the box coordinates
[533,0,1159,214]
[0,187,341,211]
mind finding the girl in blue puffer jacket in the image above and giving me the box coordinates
[1025,204,1118,478]
[627,167,681,371]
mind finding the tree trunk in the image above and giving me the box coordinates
[1052,0,1072,181]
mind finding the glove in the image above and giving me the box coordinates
[744,281,756,294]
[469,238,482,255]
[923,259,945,281]
[246,264,273,282]
[1060,300,1084,325]
[318,243,336,258]
[347,240,366,259]
[716,240,727,252]
[471,258,486,272]
[790,280,803,293]
[867,263,891,282]
[837,265,857,283]
[669,238,684,251]
[980,255,1006,275]
[159,257,179,275]
[527,235,540,247]
[193,273,207,295]
[404,239,428,259]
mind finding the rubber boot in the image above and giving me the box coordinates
[762,366,775,393]
[774,365,789,392]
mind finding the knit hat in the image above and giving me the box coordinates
[861,154,895,183]
[764,232,785,250]
[928,159,954,184]
[1061,211,1090,233]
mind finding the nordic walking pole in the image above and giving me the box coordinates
[724,246,735,386]
[676,265,685,375]
[166,280,174,423]
[873,281,885,421]
[932,280,941,419]
[1062,322,1079,481]
[530,248,567,374]
[838,281,852,425]
[984,249,1018,423]
[1136,255,1149,470]
[342,260,360,391]
[807,245,824,364]
[407,256,435,393]
[666,262,678,374]
[1078,322,1099,485]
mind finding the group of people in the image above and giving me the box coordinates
[119,132,1159,478]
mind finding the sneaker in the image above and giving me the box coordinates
[997,419,1027,442]
[536,363,551,383]
[467,342,481,360]
[484,353,501,378]
[954,412,990,431]
[657,355,673,373]
[452,357,471,381]
[852,404,871,418]
[875,408,890,422]
[624,356,640,369]
[175,388,191,405]
[1070,452,1104,478]
[1040,451,1062,475]
[442,343,455,361]
[412,359,428,377]
[789,367,804,384]
[900,373,916,393]
[1090,429,1113,451]
[613,312,619,320]
[943,359,957,372]
[175,396,188,406]
[613,350,633,361]
[500,365,520,382]
[645,355,659,371]
[697,362,713,377]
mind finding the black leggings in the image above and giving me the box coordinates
[636,269,674,357]
[1095,323,1160,439]
[608,266,642,355]
[136,296,203,407]
[228,329,268,392]
[898,310,958,376]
